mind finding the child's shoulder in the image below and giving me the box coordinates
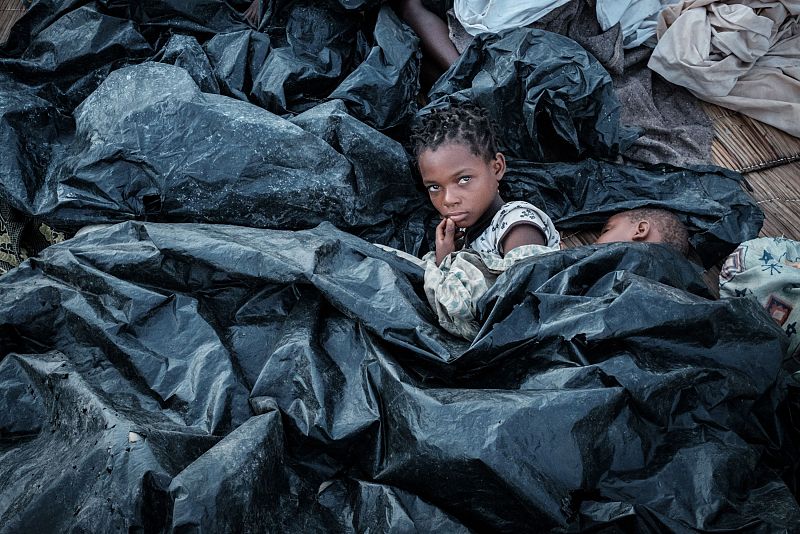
[490,201,559,249]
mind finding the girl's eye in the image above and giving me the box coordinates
[458,176,471,184]
[426,184,440,193]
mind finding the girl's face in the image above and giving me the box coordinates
[418,143,505,229]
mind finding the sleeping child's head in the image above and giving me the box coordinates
[595,208,690,256]
[411,102,505,230]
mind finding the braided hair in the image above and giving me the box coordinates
[411,102,500,162]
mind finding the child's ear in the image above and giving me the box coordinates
[493,152,506,180]
[632,221,650,241]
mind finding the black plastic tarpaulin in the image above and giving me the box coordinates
[0,0,763,259]
[422,27,641,163]
[42,61,424,236]
[1,59,429,249]
[501,159,763,268]
[0,55,762,262]
[0,1,793,531]
[0,222,798,532]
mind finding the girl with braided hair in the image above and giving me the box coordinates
[411,102,560,339]
[412,102,560,266]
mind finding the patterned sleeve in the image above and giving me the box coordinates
[494,202,560,253]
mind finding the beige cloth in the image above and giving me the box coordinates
[423,244,558,340]
[648,0,800,137]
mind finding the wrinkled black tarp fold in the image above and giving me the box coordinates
[0,0,762,262]
[423,28,640,162]
[0,222,798,531]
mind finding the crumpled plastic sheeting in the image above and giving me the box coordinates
[502,159,763,268]
[154,33,220,94]
[249,3,420,130]
[97,0,250,36]
[204,28,272,101]
[0,57,761,262]
[0,221,798,532]
[5,61,425,249]
[2,1,419,131]
[424,28,640,162]
[249,3,367,114]
[289,99,431,250]
[328,6,422,130]
[517,1,715,168]
[247,0,385,30]
[0,78,72,212]
[0,4,153,109]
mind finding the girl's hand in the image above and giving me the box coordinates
[435,217,460,265]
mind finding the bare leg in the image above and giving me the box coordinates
[394,0,460,72]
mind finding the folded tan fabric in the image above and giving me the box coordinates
[648,0,800,137]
